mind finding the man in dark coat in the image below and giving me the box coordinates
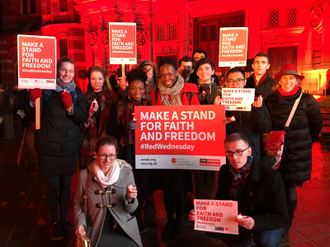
[189,133,289,247]
[246,52,275,100]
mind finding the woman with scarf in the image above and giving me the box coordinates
[252,64,322,230]
[79,66,114,170]
[149,57,199,240]
[30,57,87,240]
[106,69,150,232]
[194,58,221,200]
[74,135,142,247]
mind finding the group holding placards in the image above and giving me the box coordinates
[18,31,322,247]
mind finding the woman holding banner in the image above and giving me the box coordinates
[79,66,114,170]
[149,57,200,240]
[30,57,87,240]
[194,58,221,200]
[106,68,151,232]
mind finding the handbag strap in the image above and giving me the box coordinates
[84,171,89,222]
[284,92,302,128]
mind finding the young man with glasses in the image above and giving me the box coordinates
[216,67,261,161]
[189,133,289,247]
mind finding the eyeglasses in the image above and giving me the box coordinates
[226,78,245,85]
[98,153,117,160]
[225,147,249,157]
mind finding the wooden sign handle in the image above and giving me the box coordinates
[121,64,125,78]
[35,97,40,130]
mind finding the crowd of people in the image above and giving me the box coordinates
[0,49,323,247]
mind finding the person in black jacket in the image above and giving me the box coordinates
[31,57,87,240]
[194,58,221,200]
[219,68,261,161]
[189,133,289,247]
[252,64,323,230]
[246,52,275,100]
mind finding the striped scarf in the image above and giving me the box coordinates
[228,156,253,200]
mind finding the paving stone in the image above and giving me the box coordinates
[312,236,330,247]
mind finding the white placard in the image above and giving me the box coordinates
[221,88,255,111]
[194,199,238,235]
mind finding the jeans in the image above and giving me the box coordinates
[207,228,285,247]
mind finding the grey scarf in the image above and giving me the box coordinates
[158,75,185,106]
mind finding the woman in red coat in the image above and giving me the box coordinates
[149,57,199,240]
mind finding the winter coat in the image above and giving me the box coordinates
[74,159,142,247]
[246,74,275,100]
[79,92,112,169]
[34,88,87,156]
[0,89,11,115]
[149,81,200,193]
[216,158,289,234]
[225,110,261,161]
[149,81,200,106]
[252,87,323,184]
[196,82,221,105]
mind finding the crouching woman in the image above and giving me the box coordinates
[74,135,142,247]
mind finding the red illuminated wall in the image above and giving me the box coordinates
[1,0,330,94]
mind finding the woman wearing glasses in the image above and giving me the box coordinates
[74,135,142,247]
[194,58,221,200]
[218,67,261,161]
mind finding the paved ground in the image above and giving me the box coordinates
[0,123,330,247]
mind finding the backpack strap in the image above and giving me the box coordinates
[182,92,195,105]
[154,88,159,103]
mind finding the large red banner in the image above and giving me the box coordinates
[17,35,56,89]
[109,22,137,64]
[218,27,248,67]
[134,105,226,170]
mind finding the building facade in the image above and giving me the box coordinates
[0,0,330,94]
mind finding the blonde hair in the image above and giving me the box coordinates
[272,75,301,92]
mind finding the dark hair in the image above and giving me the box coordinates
[85,66,113,109]
[159,57,178,70]
[87,66,108,93]
[138,60,158,82]
[192,49,207,59]
[253,52,270,64]
[224,133,249,146]
[195,58,215,71]
[226,68,245,79]
[178,56,194,68]
[57,57,75,71]
[95,135,119,154]
[127,69,147,88]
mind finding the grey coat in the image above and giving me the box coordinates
[74,159,142,247]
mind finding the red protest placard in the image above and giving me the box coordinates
[218,27,248,67]
[109,22,137,64]
[134,105,226,171]
[17,35,57,89]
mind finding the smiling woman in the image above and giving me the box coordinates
[74,135,142,247]
[252,63,323,230]
[79,66,114,171]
